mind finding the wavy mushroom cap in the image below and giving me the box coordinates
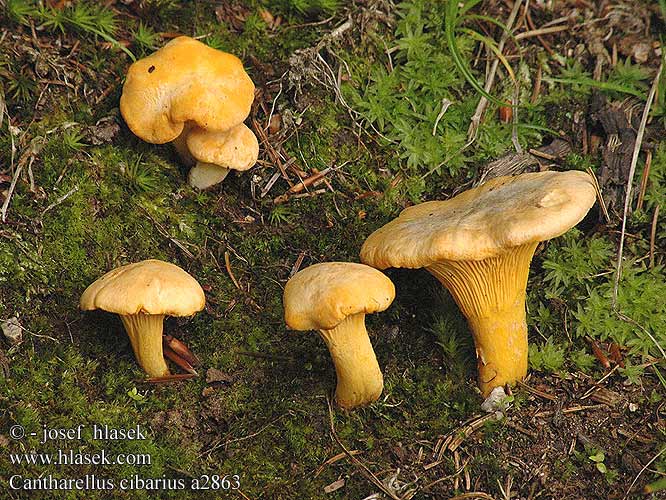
[361,170,597,269]
[187,123,259,172]
[120,36,255,144]
[283,262,395,331]
[80,259,205,317]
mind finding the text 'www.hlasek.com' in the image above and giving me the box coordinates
[5,423,240,492]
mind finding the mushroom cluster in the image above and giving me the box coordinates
[120,36,259,189]
[78,39,599,410]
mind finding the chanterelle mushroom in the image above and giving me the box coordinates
[283,262,395,409]
[80,259,205,377]
[360,171,596,396]
[120,36,258,188]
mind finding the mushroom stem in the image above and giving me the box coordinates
[119,314,170,377]
[188,162,230,189]
[318,313,383,409]
[172,122,196,166]
[427,242,538,396]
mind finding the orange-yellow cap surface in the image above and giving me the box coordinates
[283,262,395,331]
[361,170,597,268]
[80,259,205,317]
[186,123,259,171]
[120,37,255,144]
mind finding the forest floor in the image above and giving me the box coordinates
[1,0,665,499]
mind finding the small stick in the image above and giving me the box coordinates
[506,421,538,438]
[144,374,196,383]
[514,25,569,40]
[529,148,556,161]
[41,185,79,216]
[290,251,306,277]
[225,251,241,289]
[314,450,362,477]
[164,334,200,366]
[432,98,452,136]
[286,167,332,194]
[650,205,659,268]
[1,162,24,222]
[163,346,198,376]
[586,168,611,224]
[448,414,495,452]
[290,188,327,199]
[636,150,652,211]
[260,171,281,198]
[516,380,557,401]
[623,446,666,500]
[613,62,663,307]
[326,398,403,500]
[581,365,619,400]
[532,404,605,418]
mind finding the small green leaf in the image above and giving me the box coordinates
[127,387,146,402]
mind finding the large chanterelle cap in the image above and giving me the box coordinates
[284,262,395,408]
[81,259,205,377]
[360,170,597,268]
[360,170,597,396]
[120,36,255,144]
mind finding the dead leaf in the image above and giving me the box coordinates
[206,368,233,385]
[324,478,345,494]
[87,117,120,145]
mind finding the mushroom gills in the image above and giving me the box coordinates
[120,314,170,377]
[426,242,538,395]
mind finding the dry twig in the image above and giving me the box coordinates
[327,398,403,500]
[612,62,663,306]
[467,0,523,141]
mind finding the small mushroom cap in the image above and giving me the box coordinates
[80,259,205,317]
[361,170,597,268]
[120,36,255,144]
[284,262,395,331]
[187,123,259,172]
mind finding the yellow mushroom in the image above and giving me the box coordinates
[80,259,205,377]
[360,171,597,396]
[120,36,258,188]
[283,262,395,409]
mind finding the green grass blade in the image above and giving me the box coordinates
[445,1,508,106]
[544,76,647,99]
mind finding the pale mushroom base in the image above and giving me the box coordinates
[119,314,170,378]
[188,162,230,189]
[427,242,538,396]
[318,313,384,409]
